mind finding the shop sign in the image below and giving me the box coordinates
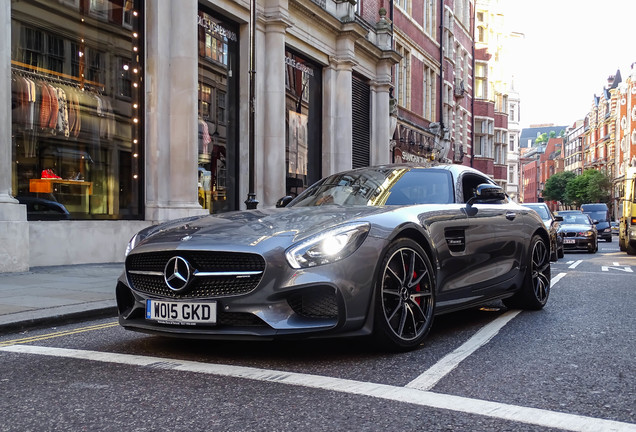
[198,15,237,42]
[395,149,429,164]
[285,56,314,77]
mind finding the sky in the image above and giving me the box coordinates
[502,0,636,130]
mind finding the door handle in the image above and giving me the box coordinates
[505,211,516,220]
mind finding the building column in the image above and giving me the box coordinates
[323,30,359,175]
[144,0,206,222]
[0,1,29,272]
[370,56,395,166]
[258,5,291,207]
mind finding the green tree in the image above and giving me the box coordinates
[535,133,548,145]
[542,171,575,205]
[585,169,612,203]
[565,174,587,207]
[564,169,612,207]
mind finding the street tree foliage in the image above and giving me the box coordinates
[543,171,576,205]
[563,169,612,207]
[535,133,548,145]
[534,129,565,146]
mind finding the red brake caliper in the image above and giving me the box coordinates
[413,270,421,305]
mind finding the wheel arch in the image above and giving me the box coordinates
[388,225,438,273]
[534,227,551,252]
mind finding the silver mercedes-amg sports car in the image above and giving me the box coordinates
[116,163,551,350]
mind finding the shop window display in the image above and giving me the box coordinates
[197,8,238,214]
[10,0,143,220]
[285,49,322,197]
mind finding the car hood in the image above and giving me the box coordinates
[559,223,593,232]
[131,206,393,253]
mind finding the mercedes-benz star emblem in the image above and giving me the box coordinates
[164,256,191,292]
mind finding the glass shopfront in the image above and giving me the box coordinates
[10,0,144,220]
[197,6,238,213]
[285,49,322,197]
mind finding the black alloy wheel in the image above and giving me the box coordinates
[374,238,435,351]
[504,234,551,310]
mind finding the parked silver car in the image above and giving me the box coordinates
[117,163,551,351]
[522,202,564,261]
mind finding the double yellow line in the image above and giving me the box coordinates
[0,321,118,348]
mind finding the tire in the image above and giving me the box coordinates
[607,236,612,243]
[503,235,551,310]
[627,242,636,256]
[373,238,435,351]
[557,245,564,259]
[550,238,558,262]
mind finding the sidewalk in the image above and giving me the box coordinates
[0,263,123,334]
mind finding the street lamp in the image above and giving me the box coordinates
[244,0,259,210]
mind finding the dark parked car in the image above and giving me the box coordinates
[581,203,612,242]
[16,195,71,221]
[558,213,598,253]
[554,210,583,218]
[117,163,551,351]
[522,203,563,261]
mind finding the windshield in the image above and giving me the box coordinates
[563,215,592,225]
[290,168,454,207]
[525,205,550,220]
[584,211,607,221]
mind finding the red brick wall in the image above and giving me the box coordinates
[474,100,495,118]
[360,0,383,27]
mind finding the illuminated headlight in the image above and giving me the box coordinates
[579,231,594,237]
[125,233,142,257]
[286,222,370,269]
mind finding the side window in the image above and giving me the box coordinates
[461,174,484,203]
[460,173,504,204]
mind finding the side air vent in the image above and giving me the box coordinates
[445,229,466,252]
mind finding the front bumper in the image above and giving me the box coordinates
[562,237,595,251]
[116,237,387,340]
[598,228,612,240]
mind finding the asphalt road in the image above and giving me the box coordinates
[1,240,634,432]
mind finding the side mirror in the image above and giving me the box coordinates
[465,184,505,216]
[276,196,294,208]
[467,183,505,206]
[554,215,564,222]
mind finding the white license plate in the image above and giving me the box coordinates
[146,300,216,325]
[564,239,575,244]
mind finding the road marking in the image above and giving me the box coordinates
[1,344,634,432]
[601,262,633,273]
[406,310,521,391]
[0,322,118,348]
[405,272,567,393]
[569,260,583,269]
[551,272,567,286]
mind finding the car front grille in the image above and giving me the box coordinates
[126,251,265,299]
